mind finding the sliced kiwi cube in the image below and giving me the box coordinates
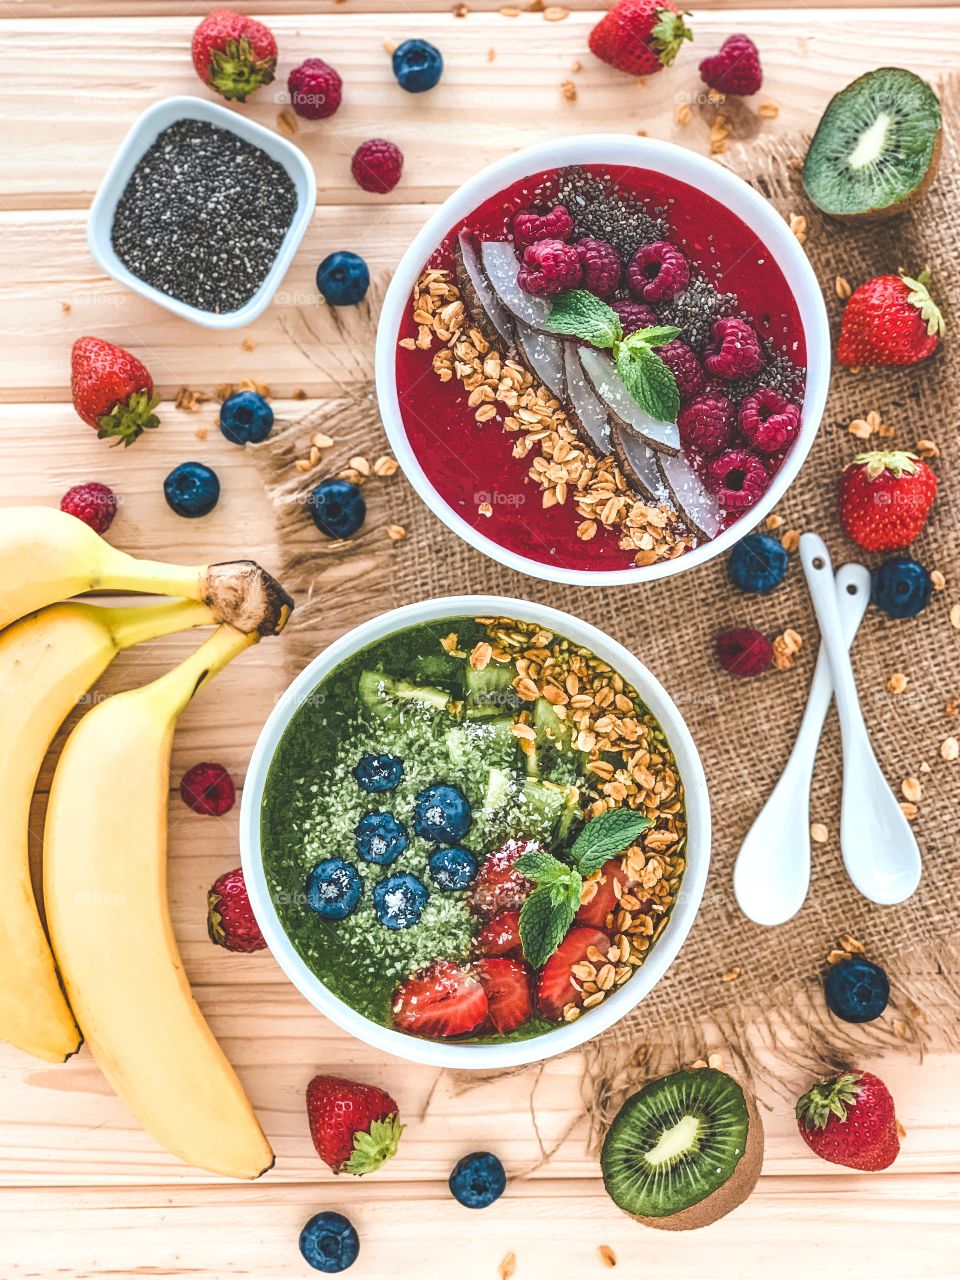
[803,68,942,222]
[445,717,517,769]
[601,1068,752,1221]
[464,662,518,719]
[483,766,515,814]
[357,669,452,725]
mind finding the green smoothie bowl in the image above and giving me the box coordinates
[240,596,710,1068]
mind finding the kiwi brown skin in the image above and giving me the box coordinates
[631,1082,765,1232]
[824,125,942,225]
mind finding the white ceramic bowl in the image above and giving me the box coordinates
[240,596,710,1069]
[87,95,316,330]
[375,135,830,586]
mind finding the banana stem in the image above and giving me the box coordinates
[106,599,217,652]
[144,624,259,719]
[94,544,209,599]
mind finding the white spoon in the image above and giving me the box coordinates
[800,532,922,906]
[734,561,871,926]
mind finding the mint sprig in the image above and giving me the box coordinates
[546,289,680,423]
[516,808,653,966]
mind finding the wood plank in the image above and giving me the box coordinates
[3,12,959,210]
[3,1176,959,1278]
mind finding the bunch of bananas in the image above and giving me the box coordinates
[0,506,291,1180]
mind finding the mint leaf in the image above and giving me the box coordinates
[519,884,579,968]
[516,850,568,883]
[621,325,681,350]
[615,345,680,423]
[572,808,653,877]
[546,290,622,349]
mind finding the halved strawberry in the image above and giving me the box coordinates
[476,909,522,957]
[392,960,488,1039]
[537,927,611,1022]
[470,838,538,920]
[475,957,533,1034]
[575,857,628,929]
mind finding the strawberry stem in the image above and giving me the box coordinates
[651,10,694,67]
[208,37,276,101]
[901,269,945,339]
[848,449,921,481]
[96,389,161,446]
[796,1072,863,1130]
[341,1114,404,1176]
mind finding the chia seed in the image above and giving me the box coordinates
[548,167,668,261]
[660,275,738,352]
[111,119,298,314]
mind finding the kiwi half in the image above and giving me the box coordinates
[600,1067,764,1231]
[803,68,942,223]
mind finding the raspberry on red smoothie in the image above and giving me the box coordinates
[351,139,403,194]
[517,239,583,297]
[575,238,622,298]
[627,241,690,302]
[704,316,764,379]
[180,762,237,816]
[678,390,735,455]
[738,387,801,452]
[611,299,658,335]
[659,339,705,402]
[512,204,574,250]
[60,482,118,534]
[706,448,769,510]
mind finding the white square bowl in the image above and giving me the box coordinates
[87,95,316,330]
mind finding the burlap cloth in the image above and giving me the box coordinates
[253,95,960,1132]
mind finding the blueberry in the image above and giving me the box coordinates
[299,1211,359,1273]
[308,478,366,540]
[448,1151,506,1209]
[353,752,404,793]
[355,812,408,866]
[219,390,274,445]
[163,462,220,518]
[413,784,471,843]
[728,534,789,594]
[428,846,477,891]
[392,39,443,93]
[871,557,932,619]
[824,956,890,1024]
[373,873,428,930]
[305,858,363,920]
[317,251,370,306]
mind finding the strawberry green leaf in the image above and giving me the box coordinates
[902,270,945,338]
[650,10,694,68]
[615,344,680,423]
[795,1073,863,1131]
[572,808,653,877]
[341,1113,404,1176]
[519,883,579,968]
[546,290,622,349]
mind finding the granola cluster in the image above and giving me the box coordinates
[403,268,694,567]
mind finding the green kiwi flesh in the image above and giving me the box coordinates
[600,1068,763,1229]
[803,68,942,222]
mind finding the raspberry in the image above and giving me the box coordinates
[738,387,801,452]
[700,34,763,97]
[351,139,403,194]
[704,316,764,379]
[575,238,621,298]
[60,482,118,534]
[627,241,690,302]
[287,58,342,120]
[512,204,574,250]
[611,300,658,335]
[659,339,705,401]
[180,762,236,816]
[715,627,773,677]
[678,390,735,456]
[517,239,583,297]
[706,448,770,510]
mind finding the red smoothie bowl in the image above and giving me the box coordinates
[375,136,830,586]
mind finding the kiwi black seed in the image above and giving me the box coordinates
[803,68,942,223]
[600,1067,764,1232]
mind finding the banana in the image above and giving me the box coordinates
[0,597,215,1063]
[0,506,293,635]
[44,625,275,1180]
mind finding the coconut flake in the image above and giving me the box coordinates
[657,452,723,541]
[611,426,670,503]
[578,347,680,455]
[479,241,553,331]
[455,233,515,349]
[561,344,612,453]
[514,322,566,401]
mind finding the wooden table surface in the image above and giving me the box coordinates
[2,5,959,1277]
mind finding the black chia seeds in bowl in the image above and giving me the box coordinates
[111,119,298,315]
[88,97,316,328]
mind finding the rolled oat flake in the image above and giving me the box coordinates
[111,118,298,314]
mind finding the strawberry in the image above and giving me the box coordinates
[475,958,534,1034]
[392,960,488,1038]
[306,1074,403,1175]
[70,337,160,446]
[476,909,522,957]
[536,926,611,1022]
[588,0,693,78]
[837,270,944,369]
[470,838,538,920]
[191,8,277,102]
[206,867,266,953]
[575,858,628,929]
[796,1071,899,1171]
[838,450,937,552]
